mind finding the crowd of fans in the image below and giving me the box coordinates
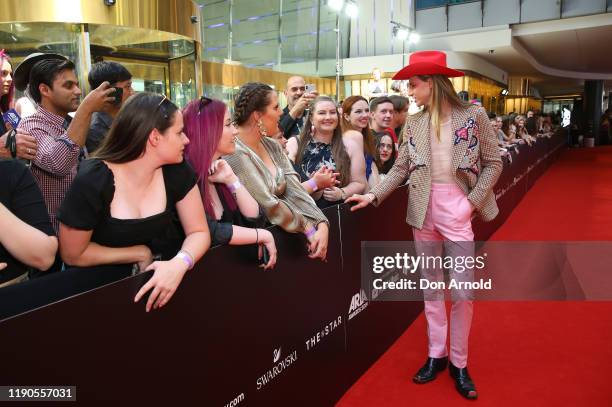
[0,51,561,310]
[486,109,557,161]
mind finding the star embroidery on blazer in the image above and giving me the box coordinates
[454,117,477,145]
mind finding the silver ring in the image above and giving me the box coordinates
[27,148,31,154]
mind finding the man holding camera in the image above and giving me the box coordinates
[279,76,317,139]
[86,61,134,153]
[15,53,114,231]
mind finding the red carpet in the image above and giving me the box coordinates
[337,146,612,406]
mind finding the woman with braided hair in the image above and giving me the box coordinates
[225,82,330,261]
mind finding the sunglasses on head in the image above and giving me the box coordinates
[198,96,213,114]
[155,94,179,120]
[156,94,167,108]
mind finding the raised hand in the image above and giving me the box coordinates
[208,159,238,185]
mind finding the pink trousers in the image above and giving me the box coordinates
[413,183,475,369]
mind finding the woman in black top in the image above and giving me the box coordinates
[57,93,210,312]
[0,159,57,287]
[182,97,277,269]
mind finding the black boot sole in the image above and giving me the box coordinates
[450,369,478,399]
[456,387,478,400]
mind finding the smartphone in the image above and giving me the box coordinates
[111,87,123,106]
[260,246,270,266]
[305,83,316,94]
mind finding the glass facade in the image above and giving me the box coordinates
[196,0,352,104]
[0,22,84,100]
[416,0,478,10]
[198,0,349,76]
[0,22,197,108]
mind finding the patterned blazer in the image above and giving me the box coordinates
[369,104,503,230]
[225,137,328,234]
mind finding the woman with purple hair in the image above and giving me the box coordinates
[183,97,277,270]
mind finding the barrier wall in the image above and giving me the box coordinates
[0,135,565,406]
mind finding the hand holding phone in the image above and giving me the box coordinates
[111,87,123,106]
[305,83,316,94]
[260,246,269,265]
[256,228,277,270]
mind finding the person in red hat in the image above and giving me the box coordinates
[346,50,502,399]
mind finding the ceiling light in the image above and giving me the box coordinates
[396,28,409,41]
[328,0,344,12]
[345,1,359,18]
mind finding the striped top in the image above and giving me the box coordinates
[17,106,81,232]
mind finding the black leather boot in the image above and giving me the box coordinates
[449,362,478,399]
[412,356,448,384]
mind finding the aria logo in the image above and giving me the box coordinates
[348,289,369,321]
[256,346,298,390]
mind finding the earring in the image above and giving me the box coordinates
[311,125,316,137]
[257,119,268,137]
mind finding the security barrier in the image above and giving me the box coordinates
[0,134,565,406]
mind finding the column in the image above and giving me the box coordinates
[583,80,604,145]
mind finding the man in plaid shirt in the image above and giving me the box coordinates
[16,56,115,232]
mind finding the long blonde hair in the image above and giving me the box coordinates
[418,75,470,141]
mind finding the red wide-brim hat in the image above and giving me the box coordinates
[392,50,464,80]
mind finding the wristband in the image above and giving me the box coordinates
[228,180,242,193]
[175,250,194,270]
[305,226,317,239]
[306,178,318,192]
